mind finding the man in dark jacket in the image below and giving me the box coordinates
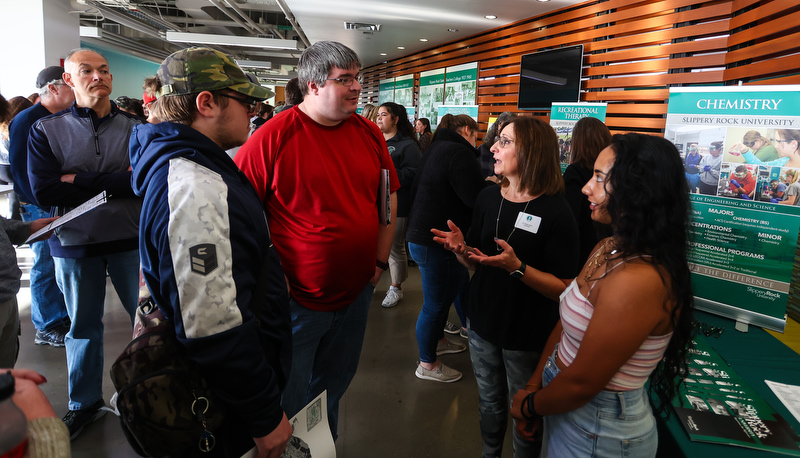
[129,47,292,458]
[27,49,143,439]
[8,66,74,348]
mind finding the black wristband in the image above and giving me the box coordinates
[521,391,540,422]
[376,259,389,270]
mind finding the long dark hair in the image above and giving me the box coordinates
[605,133,694,416]
[416,117,431,134]
[571,116,611,170]
[380,102,417,144]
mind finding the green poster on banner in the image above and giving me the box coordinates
[444,62,477,107]
[394,74,414,110]
[419,68,445,128]
[666,85,800,330]
[437,105,479,121]
[549,102,607,171]
[378,78,395,105]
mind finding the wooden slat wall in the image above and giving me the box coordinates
[360,0,800,138]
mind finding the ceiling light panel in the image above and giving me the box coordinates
[165,31,298,50]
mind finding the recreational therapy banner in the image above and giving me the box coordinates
[549,102,607,172]
[418,68,445,128]
[665,86,800,331]
[378,78,395,105]
[394,74,414,110]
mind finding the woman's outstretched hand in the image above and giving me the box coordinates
[431,220,468,255]
[467,238,520,272]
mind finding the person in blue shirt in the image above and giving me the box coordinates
[7,66,74,348]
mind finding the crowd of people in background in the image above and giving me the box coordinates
[0,40,702,458]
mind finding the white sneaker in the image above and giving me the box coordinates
[415,361,462,383]
[436,338,467,355]
[382,285,403,308]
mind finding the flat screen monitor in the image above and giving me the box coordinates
[517,45,584,111]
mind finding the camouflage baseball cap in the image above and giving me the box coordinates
[156,47,273,100]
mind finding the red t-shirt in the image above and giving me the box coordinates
[235,107,400,311]
[730,172,755,196]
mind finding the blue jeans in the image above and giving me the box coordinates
[541,348,658,457]
[469,327,541,458]
[54,250,140,410]
[409,242,469,363]
[20,204,69,332]
[281,282,374,441]
[453,279,468,327]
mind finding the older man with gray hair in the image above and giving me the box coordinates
[235,41,399,440]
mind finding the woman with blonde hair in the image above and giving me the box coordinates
[729,130,778,162]
[730,129,800,169]
[361,103,378,123]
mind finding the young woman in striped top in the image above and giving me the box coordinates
[510,133,695,457]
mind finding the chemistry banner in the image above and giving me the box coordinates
[378,78,395,105]
[394,74,414,110]
[665,86,800,330]
[549,102,607,172]
[418,69,445,128]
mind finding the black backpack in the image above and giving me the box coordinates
[111,296,225,457]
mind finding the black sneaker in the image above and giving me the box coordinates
[34,325,68,347]
[63,399,106,440]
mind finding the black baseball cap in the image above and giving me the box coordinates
[36,66,65,89]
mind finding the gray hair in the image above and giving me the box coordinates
[38,79,63,98]
[64,48,107,74]
[297,41,361,95]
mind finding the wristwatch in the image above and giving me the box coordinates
[510,261,527,279]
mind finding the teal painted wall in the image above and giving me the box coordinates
[81,42,160,101]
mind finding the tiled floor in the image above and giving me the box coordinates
[14,259,509,457]
[13,243,800,457]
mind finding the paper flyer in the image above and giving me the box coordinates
[25,191,107,244]
[767,380,800,425]
[286,391,335,458]
[672,335,800,455]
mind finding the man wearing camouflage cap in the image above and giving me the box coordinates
[130,47,292,457]
[28,48,144,440]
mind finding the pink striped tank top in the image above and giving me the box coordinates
[558,276,672,391]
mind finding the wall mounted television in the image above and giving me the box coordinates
[517,45,584,111]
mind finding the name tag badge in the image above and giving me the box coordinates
[515,212,541,234]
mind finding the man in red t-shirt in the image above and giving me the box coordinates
[235,41,399,440]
